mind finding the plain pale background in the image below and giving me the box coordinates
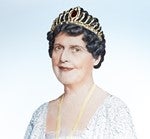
[0,0,150,138]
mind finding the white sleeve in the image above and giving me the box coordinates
[104,96,137,139]
[24,103,48,139]
[24,109,37,139]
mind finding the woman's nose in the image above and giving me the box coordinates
[60,49,70,63]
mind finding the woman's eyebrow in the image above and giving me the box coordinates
[70,45,87,50]
[53,43,64,47]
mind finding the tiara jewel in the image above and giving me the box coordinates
[51,7,103,41]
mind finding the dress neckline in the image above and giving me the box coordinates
[45,94,112,135]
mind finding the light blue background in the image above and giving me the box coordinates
[0,0,150,138]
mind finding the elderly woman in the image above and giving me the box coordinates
[24,6,137,139]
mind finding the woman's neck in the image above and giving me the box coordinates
[62,79,95,103]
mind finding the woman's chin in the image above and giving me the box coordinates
[57,77,79,86]
[58,79,75,85]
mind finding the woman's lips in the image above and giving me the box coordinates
[59,66,74,71]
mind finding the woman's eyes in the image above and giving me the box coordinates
[53,45,83,53]
[53,45,63,51]
[71,47,82,52]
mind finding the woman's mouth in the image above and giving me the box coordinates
[59,66,74,71]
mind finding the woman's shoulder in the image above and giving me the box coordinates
[24,102,49,138]
[31,98,59,120]
[95,95,137,138]
[34,102,49,115]
[30,102,49,124]
[102,94,133,119]
[91,94,133,125]
[104,94,129,109]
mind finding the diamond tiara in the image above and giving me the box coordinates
[50,6,103,41]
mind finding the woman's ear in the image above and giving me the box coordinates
[93,56,101,66]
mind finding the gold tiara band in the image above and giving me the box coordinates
[51,7,103,41]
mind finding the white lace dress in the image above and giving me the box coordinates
[24,95,137,139]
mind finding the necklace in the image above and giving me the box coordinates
[55,84,96,139]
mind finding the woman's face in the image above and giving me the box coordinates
[52,32,96,85]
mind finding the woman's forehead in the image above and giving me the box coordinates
[54,33,86,47]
